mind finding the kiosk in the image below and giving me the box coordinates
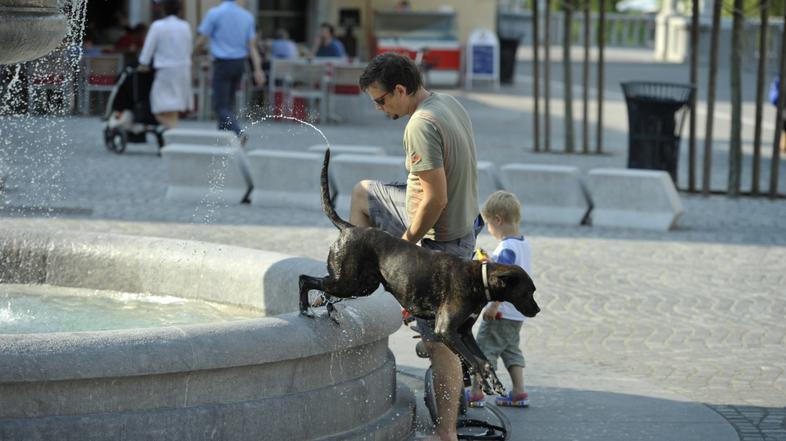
[372,10,461,88]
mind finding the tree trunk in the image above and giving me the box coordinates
[702,0,722,195]
[596,0,605,154]
[582,0,590,153]
[533,0,541,152]
[752,0,769,195]
[688,0,700,191]
[563,0,575,153]
[544,0,552,152]
[728,0,744,196]
[770,3,786,197]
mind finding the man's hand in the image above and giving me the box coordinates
[482,302,501,321]
[253,69,266,86]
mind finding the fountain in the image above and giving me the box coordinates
[0,0,68,65]
[0,228,415,439]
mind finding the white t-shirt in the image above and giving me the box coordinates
[486,235,532,321]
[138,15,193,69]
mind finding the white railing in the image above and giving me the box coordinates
[498,11,656,48]
[689,17,784,72]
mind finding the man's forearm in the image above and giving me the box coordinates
[404,197,445,242]
[249,44,262,72]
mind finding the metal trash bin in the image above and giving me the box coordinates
[497,11,526,85]
[621,81,695,184]
[498,37,519,84]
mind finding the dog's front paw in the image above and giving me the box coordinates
[300,308,316,318]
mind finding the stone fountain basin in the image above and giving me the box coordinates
[0,1,68,65]
[0,229,415,440]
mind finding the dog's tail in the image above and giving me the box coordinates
[321,149,354,231]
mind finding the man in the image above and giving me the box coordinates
[195,0,264,138]
[353,52,480,441]
[312,22,346,58]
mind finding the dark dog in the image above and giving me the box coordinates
[299,149,540,394]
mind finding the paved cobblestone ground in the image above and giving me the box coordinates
[1,51,785,439]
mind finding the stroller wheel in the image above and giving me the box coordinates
[104,127,127,154]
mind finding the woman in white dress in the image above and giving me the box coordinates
[137,0,192,129]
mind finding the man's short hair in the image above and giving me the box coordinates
[275,28,289,40]
[358,52,423,95]
[481,191,522,225]
[163,0,180,16]
[320,22,335,36]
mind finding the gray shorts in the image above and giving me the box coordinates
[366,181,480,341]
[476,319,526,370]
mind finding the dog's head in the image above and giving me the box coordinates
[488,263,540,318]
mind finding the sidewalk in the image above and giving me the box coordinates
[1,47,785,440]
[391,325,736,441]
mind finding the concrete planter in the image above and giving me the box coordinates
[0,229,415,440]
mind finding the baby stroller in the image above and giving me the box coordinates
[102,66,164,154]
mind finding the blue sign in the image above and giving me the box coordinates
[472,45,494,75]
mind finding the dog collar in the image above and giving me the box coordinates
[481,262,491,302]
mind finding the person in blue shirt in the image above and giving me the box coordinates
[312,22,347,58]
[195,0,265,137]
[270,28,298,60]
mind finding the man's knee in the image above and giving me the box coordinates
[349,180,374,226]
[350,181,371,213]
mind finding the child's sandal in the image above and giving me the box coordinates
[495,391,529,407]
[464,387,486,408]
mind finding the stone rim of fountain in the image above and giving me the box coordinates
[0,1,68,65]
[0,228,415,440]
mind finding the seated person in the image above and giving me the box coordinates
[114,24,148,54]
[270,28,298,60]
[311,22,346,58]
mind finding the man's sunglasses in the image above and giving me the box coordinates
[373,90,390,106]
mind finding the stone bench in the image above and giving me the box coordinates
[477,161,502,206]
[162,128,240,148]
[587,168,684,231]
[500,164,591,225]
[161,144,253,203]
[330,154,406,216]
[307,144,386,156]
[246,150,324,210]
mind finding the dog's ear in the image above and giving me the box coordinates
[492,266,535,292]
[492,268,522,288]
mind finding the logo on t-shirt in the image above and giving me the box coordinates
[410,152,422,166]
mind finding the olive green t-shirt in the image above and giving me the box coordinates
[403,92,479,241]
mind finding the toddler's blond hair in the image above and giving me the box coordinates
[481,191,521,225]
